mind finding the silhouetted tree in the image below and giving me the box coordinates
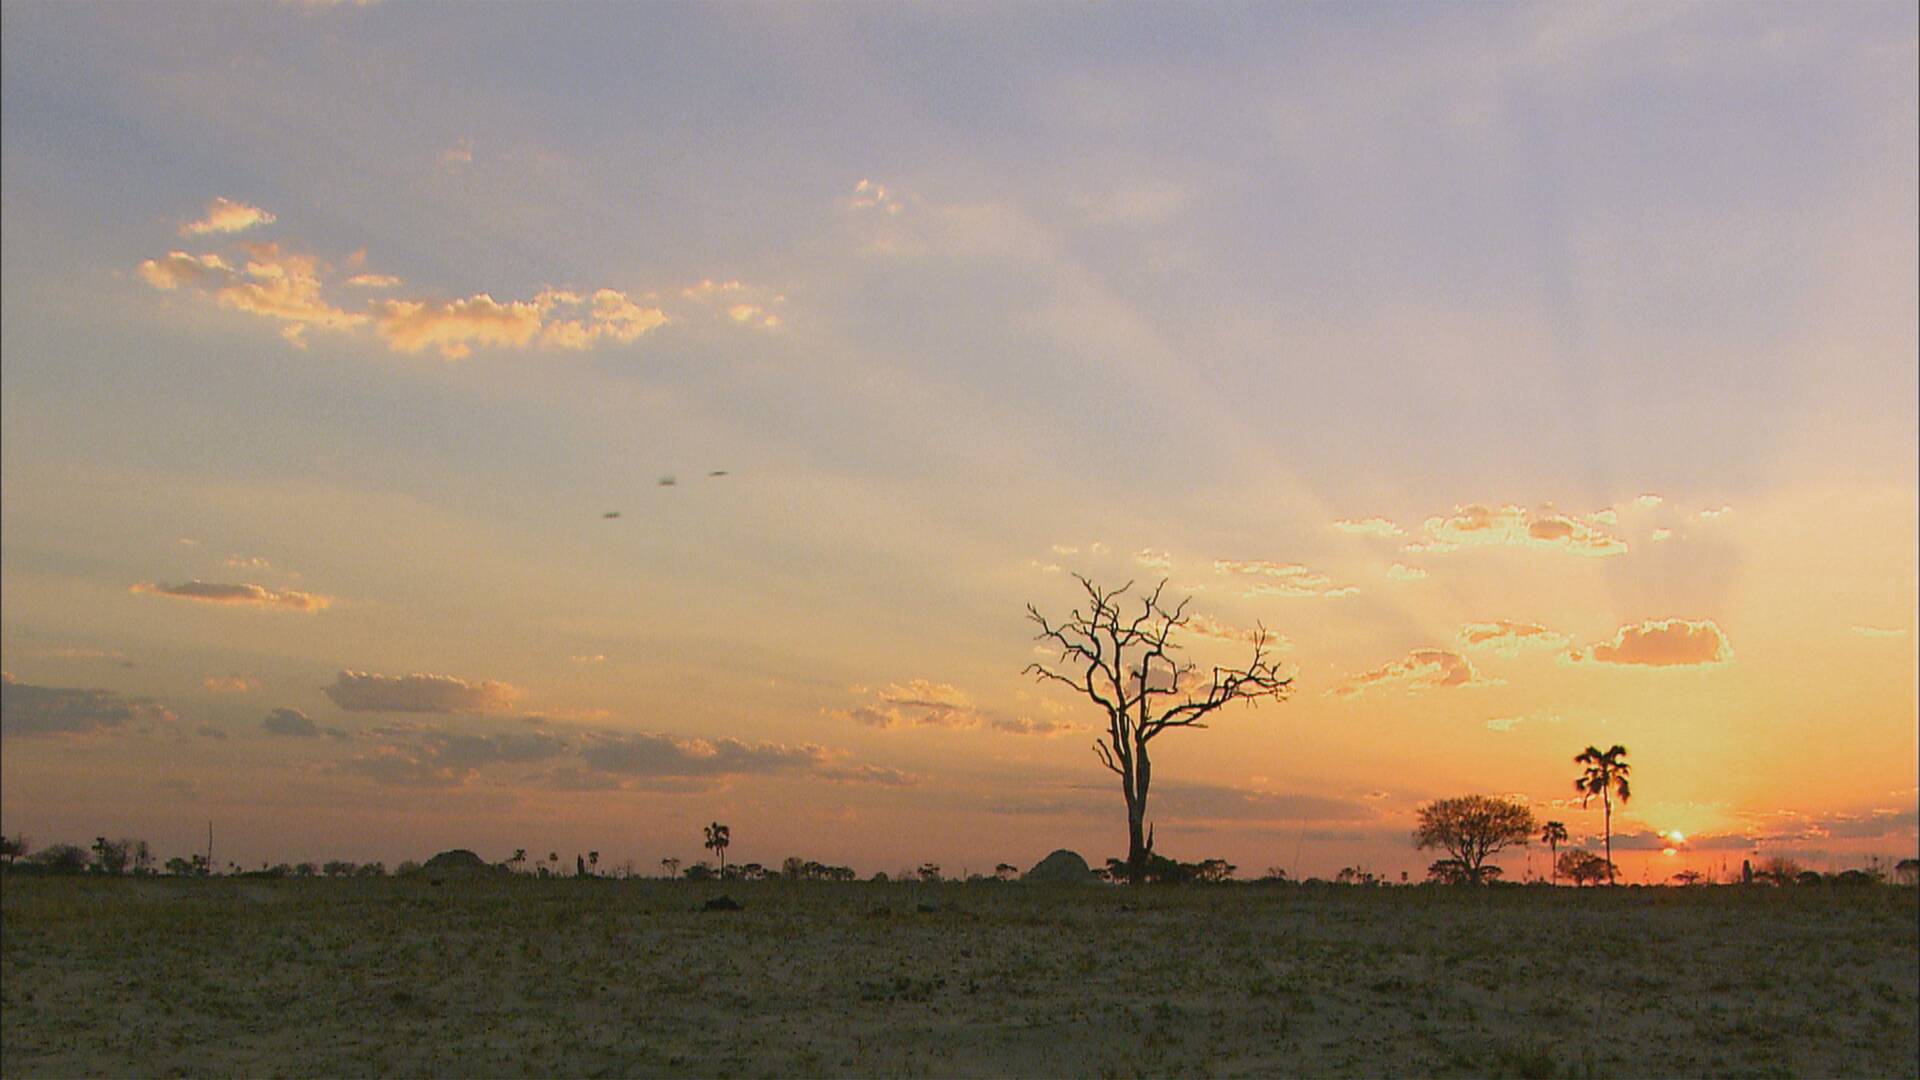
[1412,796,1536,885]
[1556,849,1613,887]
[29,844,91,874]
[323,860,356,877]
[1426,859,1476,885]
[164,856,195,876]
[703,823,730,876]
[507,849,527,873]
[92,837,131,875]
[0,833,26,868]
[588,851,599,875]
[1195,858,1237,883]
[355,861,385,877]
[294,861,319,877]
[683,862,715,882]
[1574,745,1631,885]
[1540,821,1568,884]
[130,839,154,875]
[1670,870,1705,886]
[1755,855,1801,886]
[1027,576,1290,883]
[661,856,681,879]
[917,862,941,883]
[994,863,1018,881]
[1897,858,1920,887]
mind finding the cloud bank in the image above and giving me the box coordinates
[322,671,518,713]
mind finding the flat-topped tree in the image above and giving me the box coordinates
[1026,575,1290,884]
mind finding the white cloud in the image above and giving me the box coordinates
[1386,563,1427,582]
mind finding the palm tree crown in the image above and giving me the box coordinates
[1541,820,1568,884]
[1574,745,1631,884]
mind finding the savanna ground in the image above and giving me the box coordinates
[2,875,1916,1078]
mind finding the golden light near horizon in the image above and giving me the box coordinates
[0,2,1914,885]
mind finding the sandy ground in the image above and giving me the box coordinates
[2,876,1915,1077]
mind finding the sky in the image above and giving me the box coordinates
[2,2,1915,882]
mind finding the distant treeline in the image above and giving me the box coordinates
[4,832,1914,887]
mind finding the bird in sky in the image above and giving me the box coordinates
[658,476,677,487]
[602,511,621,519]
[708,470,729,478]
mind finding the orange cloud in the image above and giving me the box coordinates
[1214,559,1356,598]
[538,289,669,350]
[179,197,276,236]
[130,580,331,612]
[137,207,707,358]
[322,670,518,713]
[137,251,234,290]
[1457,620,1570,655]
[1571,618,1733,666]
[832,680,1075,736]
[1330,649,1494,698]
[1332,517,1404,538]
[371,294,541,359]
[1408,503,1626,557]
[202,675,257,693]
[1180,613,1291,650]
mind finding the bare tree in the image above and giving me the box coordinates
[1027,575,1290,883]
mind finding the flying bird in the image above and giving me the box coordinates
[708,470,729,478]
[602,511,621,519]
[657,476,677,487]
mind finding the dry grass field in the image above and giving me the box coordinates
[3,875,1915,1078]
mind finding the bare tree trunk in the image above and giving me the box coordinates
[1603,795,1614,886]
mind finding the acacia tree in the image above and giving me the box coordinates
[1412,796,1537,885]
[1027,576,1290,883]
[1540,820,1568,884]
[1574,745,1631,885]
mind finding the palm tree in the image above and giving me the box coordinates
[1574,745,1631,885]
[1541,821,1568,884]
[703,823,730,876]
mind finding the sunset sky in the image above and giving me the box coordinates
[3,3,1914,882]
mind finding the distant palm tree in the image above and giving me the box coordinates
[1541,821,1568,884]
[703,823,730,876]
[1574,745,1631,885]
[661,856,681,879]
[588,851,599,875]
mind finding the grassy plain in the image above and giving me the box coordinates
[2,875,1915,1078]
